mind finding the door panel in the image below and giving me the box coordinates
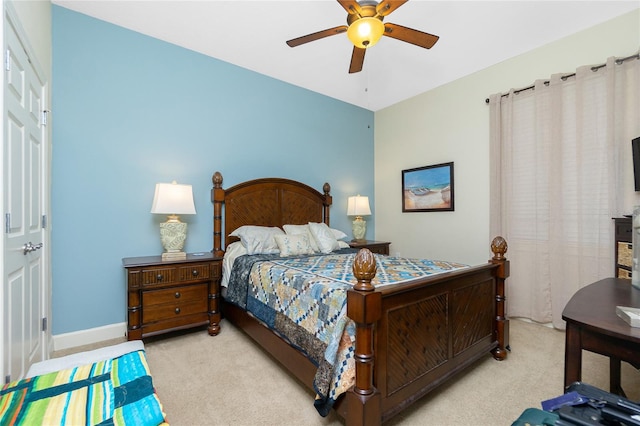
[7,269,24,381]
[27,258,41,363]
[7,113,24,234]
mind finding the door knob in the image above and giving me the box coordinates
[22,242,43,255]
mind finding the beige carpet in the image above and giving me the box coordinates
[55,319,640,425]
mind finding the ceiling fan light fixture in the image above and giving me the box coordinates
[347,17,384,48]
[286,0,437,74]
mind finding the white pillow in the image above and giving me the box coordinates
[283,224,320,252]
[308,222,341,254]
[229,225,284,255]
[330,228,348,241]
[274,233,315,257]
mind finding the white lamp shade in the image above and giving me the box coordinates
[347,195,371,217]
[150,181,196,215]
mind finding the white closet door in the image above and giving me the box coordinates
[3,11,47,383]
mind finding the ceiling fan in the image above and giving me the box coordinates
[286,0,439,74]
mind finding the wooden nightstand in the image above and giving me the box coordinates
[123,252,222,340]
[348,240,391,255]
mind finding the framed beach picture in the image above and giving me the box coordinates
[402,162,454,212]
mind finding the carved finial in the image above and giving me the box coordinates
[491,236,508,260]
[352,248,377,291]
[323,182,331,195]
[212,171,223,188]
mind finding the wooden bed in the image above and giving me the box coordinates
[210,171,510,426]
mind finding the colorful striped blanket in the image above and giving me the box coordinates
[226,250,467,415]
[0,349,166,426]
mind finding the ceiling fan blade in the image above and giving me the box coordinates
[349,47,366,74]
[383,23,439,49]
[337,0,362,15]
[376,0,408,17]
[286,25,348,47]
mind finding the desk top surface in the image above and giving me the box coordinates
[562,278,640,343]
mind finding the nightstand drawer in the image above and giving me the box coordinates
[140,266,178,286]
[142,284,208,323]
[178,264,211,281]
[143,283,206,305]
[143,300,208,323]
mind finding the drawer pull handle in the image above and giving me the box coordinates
[192,269,199,277]
[175,292,181,298]
[156,274,163,281]
[175,307,181,314]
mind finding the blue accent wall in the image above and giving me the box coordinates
[51,6,374,335]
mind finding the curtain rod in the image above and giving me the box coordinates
[484,53,640,104]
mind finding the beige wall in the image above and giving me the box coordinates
[374,9,640,265]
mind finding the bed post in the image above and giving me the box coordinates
[322,182,332,226]
[490,236,510,361]
[346,248,382,426]
[211,171,225,257]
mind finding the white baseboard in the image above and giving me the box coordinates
[53,322,127,351]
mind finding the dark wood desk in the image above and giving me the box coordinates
[562,278,640,395]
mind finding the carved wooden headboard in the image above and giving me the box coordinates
[211,171,332,255]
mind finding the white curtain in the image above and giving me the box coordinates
[489,56,640,329]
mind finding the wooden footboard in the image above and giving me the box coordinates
[212,172,510,426]
[345,239,509,424]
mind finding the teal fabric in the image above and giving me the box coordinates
[511,408,559,426]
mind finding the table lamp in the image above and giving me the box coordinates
[347,195,371,241]
[151,181,196,260]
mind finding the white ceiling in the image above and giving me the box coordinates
[52,0,639,111]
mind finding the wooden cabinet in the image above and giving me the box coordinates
[348,240,391,255]
[123,253,222,340]
[614,217,632,279]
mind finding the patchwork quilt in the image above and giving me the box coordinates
[0,350,166,426]
[226,250,467,416]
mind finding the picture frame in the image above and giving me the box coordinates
[402,162,454,212]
